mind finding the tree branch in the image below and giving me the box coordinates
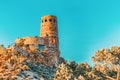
[105,75,116,80]
[117,66,120,80]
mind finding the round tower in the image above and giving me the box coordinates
[40,15,59,55]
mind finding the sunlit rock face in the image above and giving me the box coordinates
[13,15,60,66]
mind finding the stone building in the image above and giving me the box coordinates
[14,15,60,66]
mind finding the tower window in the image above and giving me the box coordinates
[49,19,52,22]
[45,19,47,22]
[42,20,43,23]
[54,20,56,23]
[46,33,48,36]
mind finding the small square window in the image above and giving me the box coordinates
[25,45,29,49]
[49,19,52,22]
[54,20,56,23]
[38,44,44,50]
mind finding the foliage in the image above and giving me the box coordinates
[92,46,120,80]
[52,63,73,80]
[0,44,120,80]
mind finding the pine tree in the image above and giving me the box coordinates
[92,46,120,80]
[52,63,73,80]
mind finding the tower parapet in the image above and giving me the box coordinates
[40,15,58,37]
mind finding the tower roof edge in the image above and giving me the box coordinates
[41,15,57,19]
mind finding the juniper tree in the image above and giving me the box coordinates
[92,46,120,80]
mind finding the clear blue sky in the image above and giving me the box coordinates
[1,0,120,64]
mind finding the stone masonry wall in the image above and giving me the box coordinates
[40,15,60,58]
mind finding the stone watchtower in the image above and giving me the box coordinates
[40,15,60,58]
